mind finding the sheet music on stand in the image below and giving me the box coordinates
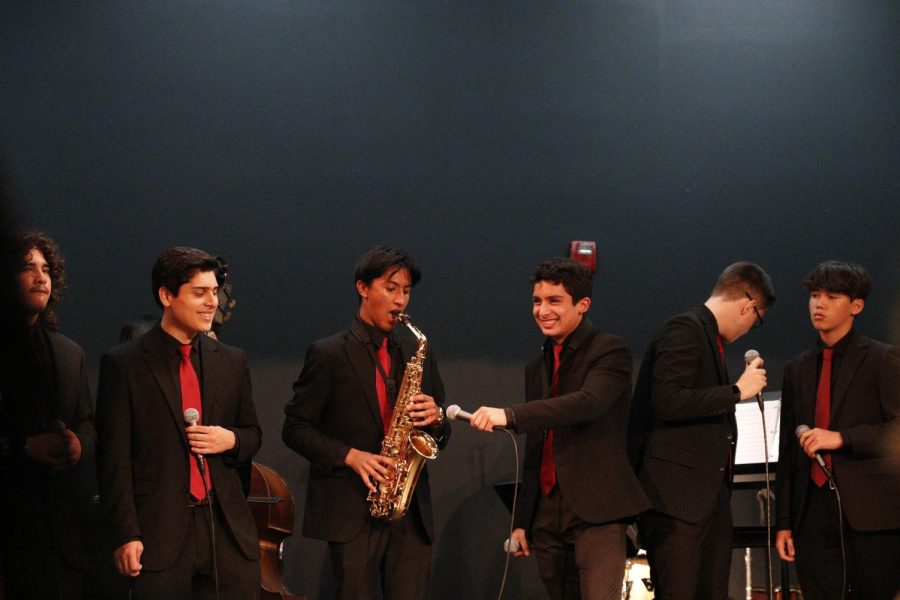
[734,395,781,465]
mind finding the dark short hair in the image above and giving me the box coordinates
[353,246,421,295]
[530,257,593,302]
[13,230,66,330]
[151,246,219,308]
[803,260,871,300]
[711,261,776,310]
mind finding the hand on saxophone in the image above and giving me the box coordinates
[407,394,441,427]
[345,448,396,493]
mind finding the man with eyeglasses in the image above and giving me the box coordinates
[628,261,775,599]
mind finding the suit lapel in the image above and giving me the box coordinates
[143,329,189,447]
[799,350,819,427]
[831,336,867,420]
[46,332,72,420]
[696,307,727,384]
[199,334,220,422]
[345,323,383,430]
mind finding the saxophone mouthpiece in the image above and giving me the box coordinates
[396,313,410,325]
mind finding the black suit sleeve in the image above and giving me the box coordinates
[283,342,353,469]
[650,316,734,422]
[840,345,900,458]
[71,346,96,465]
[512,335,632,433]
[221,350,260,464]
[95,352,141,547]
[423,346,451,448]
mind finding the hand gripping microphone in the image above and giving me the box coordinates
[795,424,834,483]
[446,405,472,422]
[744,349,765,411]
[183,408,206,474]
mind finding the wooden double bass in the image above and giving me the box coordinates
[247,462,308,600]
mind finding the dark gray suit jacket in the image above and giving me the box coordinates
[776,330,900,532]
[96,325,261,570]
[630,305,738,523]
[282,320,450,543]
[512,317,648,534]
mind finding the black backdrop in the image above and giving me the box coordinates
[3,2,899,598]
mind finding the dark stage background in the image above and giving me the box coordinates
[3,2,899,598]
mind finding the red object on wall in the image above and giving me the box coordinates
[568,240,597,273]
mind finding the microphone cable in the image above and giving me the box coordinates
[831,481,847,600]
[195,454,220,600]
[495,426,519,600]
[756,398,775,600]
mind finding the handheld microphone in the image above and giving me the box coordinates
[744,349,765,410]
[503,538,521,553]
[446,405,472,422]
[183,408,206,473]
[795,424,833,482]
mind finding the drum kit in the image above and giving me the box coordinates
[622,551,653,599]
[621,550,802,600]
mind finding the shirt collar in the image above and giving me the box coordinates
[355,316,392,349]
[815,328,856,356]
[157,323,201,355]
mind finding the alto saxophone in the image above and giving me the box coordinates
[367,313,440,521]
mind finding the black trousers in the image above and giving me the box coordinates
[531,486,628,600]
[328,511,432,600]
[795,482,900,600]
[130,504,260,600]
[640,483,733,600]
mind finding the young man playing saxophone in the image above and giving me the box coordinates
[282,245,450,600]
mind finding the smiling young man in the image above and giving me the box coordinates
[282,245,450,600]
[95,246,261,599]
[469,257,648,600]
[628,261,774,600]
[0,231,98,599]
[775,261,900,600]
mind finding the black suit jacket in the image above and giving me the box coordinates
[776,331,900,533]
[512,318,648,534]
[0,329,97,569]
[282,320,450,543]
[96,326,261,570]
[630,305,737,523]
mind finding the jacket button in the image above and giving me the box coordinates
[726,434,733,441]
[718,466,725,472]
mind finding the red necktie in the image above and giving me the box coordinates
[811,348,834,487]
[375,338,392,434]
[179,344,211,500]
[539,343,563,496]
[716,335,726,371]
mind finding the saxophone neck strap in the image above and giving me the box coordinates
[351,320,397,400]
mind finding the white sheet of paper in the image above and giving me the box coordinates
[734,399,781,465]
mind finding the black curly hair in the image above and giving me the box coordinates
[13,230,66,330]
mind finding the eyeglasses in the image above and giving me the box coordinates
[745,292,764,329]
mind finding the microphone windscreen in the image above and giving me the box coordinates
[744,349,760,363]
[795,424,810,438]
[183,408,200,426]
